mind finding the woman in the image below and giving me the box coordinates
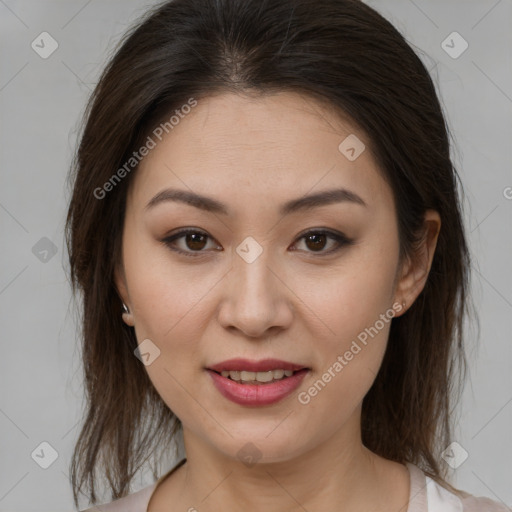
[65,0,510,510]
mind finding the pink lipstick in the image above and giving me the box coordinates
[206,358,309,406]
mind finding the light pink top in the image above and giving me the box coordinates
[81,459,510,512]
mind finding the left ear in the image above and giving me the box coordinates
[393,209,441,314]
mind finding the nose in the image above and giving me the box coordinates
[217,245,293,339]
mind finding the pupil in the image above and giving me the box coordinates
[306,234,326,251]
[187,233,206,250]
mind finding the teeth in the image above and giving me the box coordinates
[220,369,297,382]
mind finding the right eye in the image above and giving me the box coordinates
[161,228,222,258]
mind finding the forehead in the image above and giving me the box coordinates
[128,91,392,215]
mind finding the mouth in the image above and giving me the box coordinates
[205,358,310,405]
[209,368,307,385]
[206,369,309,406]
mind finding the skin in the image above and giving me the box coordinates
[115,91,441,512]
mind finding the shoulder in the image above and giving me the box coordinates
[425,473,510,512]
[79,458,187,512]
[79,482,156,512]
[407,462,510,512]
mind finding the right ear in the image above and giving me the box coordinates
[114,263,134,326]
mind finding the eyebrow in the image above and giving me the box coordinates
[144,187,367,215]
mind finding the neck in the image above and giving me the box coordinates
[173,414,409,512]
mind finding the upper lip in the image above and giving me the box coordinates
[207,358,308,373]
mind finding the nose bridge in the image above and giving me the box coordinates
[219,236,290,336]
[233,238,276,307]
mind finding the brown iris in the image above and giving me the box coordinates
[304,233,327,252]
[185,232,208,250]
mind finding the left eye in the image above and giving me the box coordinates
[293,230,352,254]
[162,228,353,258]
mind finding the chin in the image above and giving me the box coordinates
[204,422,313,465]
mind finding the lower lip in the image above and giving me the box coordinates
[206,369,309,406]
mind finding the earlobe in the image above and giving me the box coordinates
[121,304,134,326]
[393,210,441,312]
[114,263,134,326]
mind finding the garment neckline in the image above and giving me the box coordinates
[146,459,427,512]
[146,458,187,511]
[405,462,428,512]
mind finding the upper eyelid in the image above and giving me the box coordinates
[164,227,346,242]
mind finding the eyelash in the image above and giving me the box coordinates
[161,228,354,258]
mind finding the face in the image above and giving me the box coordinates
[115,91,434,464]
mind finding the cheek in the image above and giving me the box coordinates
[125,258,209,419]
[294,234,399,395]
[296,270,396,428]
[123,229,215,341]
[298,240,398,343]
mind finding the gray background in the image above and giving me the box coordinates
[1,0,511,510]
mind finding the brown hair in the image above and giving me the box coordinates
[65,0,471,507]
